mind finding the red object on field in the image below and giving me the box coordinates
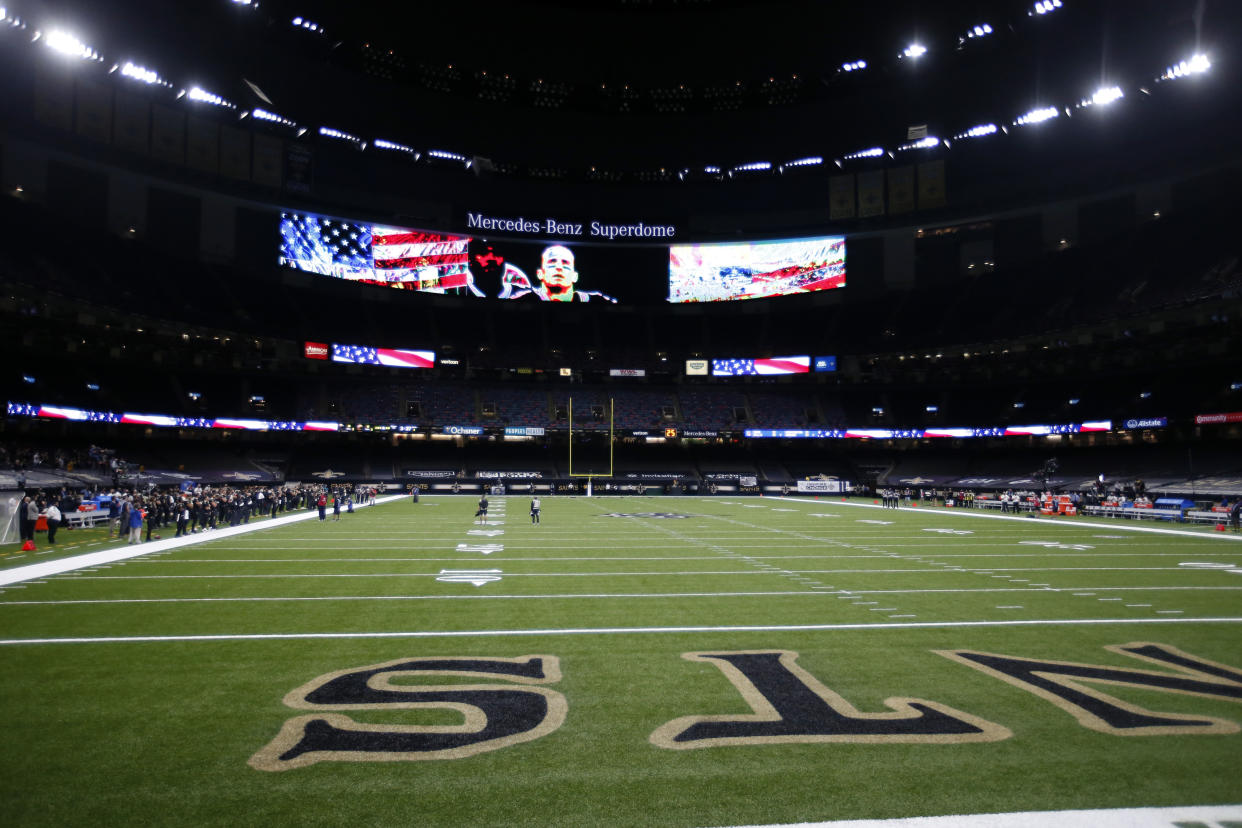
[1216,524,1226,532]
[21,540,35,551]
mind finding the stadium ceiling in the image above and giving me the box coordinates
[11,0,1239,172]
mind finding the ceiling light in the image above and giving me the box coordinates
[187,86,236,109]
[252,107,296,127]
[44,29,103,61]
[374,139,418,157]
[902,44,927,59]
[953,123,998,140]
[1081,85,1123,107]
[1013,106,1058,126]
[115,61,171,87]
[1161,54,1211,81]
[843,146,884,160]
[319,126,364,147]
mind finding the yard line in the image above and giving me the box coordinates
[2,616,1239,646]
[0,589,894,607]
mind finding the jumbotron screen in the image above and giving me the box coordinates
[667,236,846,303]
[279,211,661,302]
[280,212,473,294]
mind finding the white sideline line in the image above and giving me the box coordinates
[771,496,1242,541]
[730,803,1242,828]
[119,550,1242,563]
[2,616,1239,646]
[43,565,1231,582]
[0,496,407,587]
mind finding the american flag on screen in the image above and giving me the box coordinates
[712,356,810,376]
[279,213,470,285]
[332,343,435,369]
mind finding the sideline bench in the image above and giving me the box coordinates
[1083,505,1183,522]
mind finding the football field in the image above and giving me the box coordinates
[1,494,1240,827]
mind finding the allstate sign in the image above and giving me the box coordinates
[1123,417,1167,430]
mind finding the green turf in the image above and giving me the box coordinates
[1,495,1240,826]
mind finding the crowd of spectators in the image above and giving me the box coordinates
[13,481,380,546]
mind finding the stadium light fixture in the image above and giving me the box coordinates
[291,17,323,34]
[963,23,994,41]
[897,136,940,152]
[843,146,884,160]
[1013,106,1058,126]
[901,43,927,59]
[320,126,364,148]
[428,149,469,163]
[1080,85,1123,107]
[186,86,237,109]
[953,123,998,140]
[44,29,103,62]
[374,139,419,158]
[112,61,172,88]
[1030,0,1063,16]
[732,161,771,173]
[251,107,296,127]
[1,7,26,29]
[784,157,822,167]
[1160,54,1211,81]
[841,60,867,72]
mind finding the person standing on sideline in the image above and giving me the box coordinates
[18,496,36,543]
[175,501,190,537]
[332,492,342,521]
[1230,499,1241,533]
[317,492,327,521]
[475,493,489,525]
[127,502,144,544]
[411,485,419,504]
[44,501,62,544]
[530,495,541,525]
[107,497,121,538]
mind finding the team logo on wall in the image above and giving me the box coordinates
[601,512,692,519]
[311,469,346,479]
[250,656,566,771]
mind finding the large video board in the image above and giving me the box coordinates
[668,236,846,303]
[279,212,473,294]
[279,211,661,303]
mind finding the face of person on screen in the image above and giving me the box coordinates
[536,245,578,300]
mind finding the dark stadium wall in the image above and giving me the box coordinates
[45,160,107,229]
